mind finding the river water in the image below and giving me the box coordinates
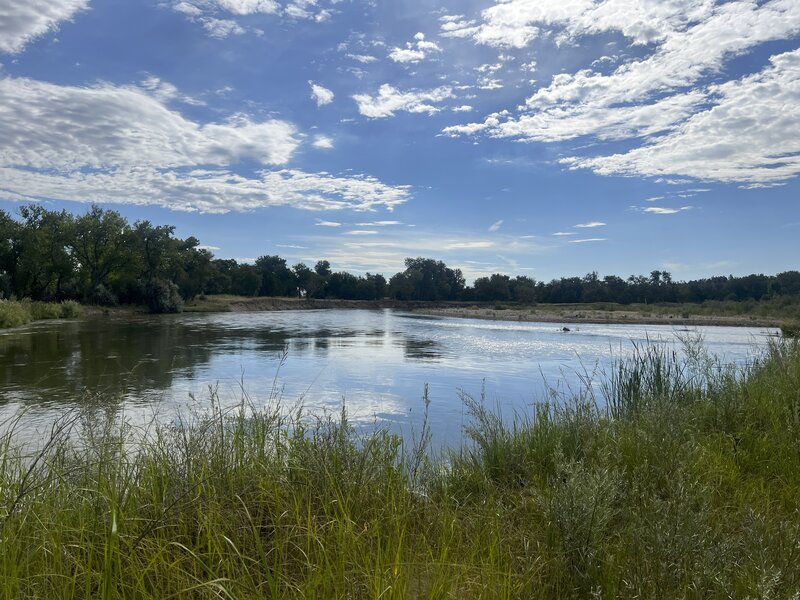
[0,309,777,445]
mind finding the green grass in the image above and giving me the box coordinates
[0,299,83,328]
[1,340,799,598]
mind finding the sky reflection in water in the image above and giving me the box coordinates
[0,309,777,446]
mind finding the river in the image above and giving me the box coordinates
[0,309,777,445]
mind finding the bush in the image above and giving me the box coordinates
[781,320,800,338]
[0,300,32,328]
[59,300,83,318]
[92,284,119,307]
[29,302,63,320]
[145,278,184,314]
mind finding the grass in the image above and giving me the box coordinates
[0,338,799,598]
[0,299,84,328]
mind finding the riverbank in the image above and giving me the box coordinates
[185,295,788,328]
[412,304,782,328]
[0,299,83,328]
[1,339,799,598]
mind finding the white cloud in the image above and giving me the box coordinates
[316,220,342,227]
[346,53,378,64]
[442,1,800,185]
[0,0,89,54]
[566,49,800,184]
[488,219,503,232]
[633,205,693,214]
[353,84,454,118]
[444,241,495,250]
[388,32,442,64]
[0,77,299,169]
[574,221,606,228]
[356,220,403,226]
[552,231,577,236]
[309,81,334,106]
[569,238,607,243]
[452,105,473,112]
[171,0,336,36]
[213,0,280,15]
[0,76,411,213]
[344,230,379,235]
[312,134,334,149]
[139,75,205,106]
[201,17,246,38]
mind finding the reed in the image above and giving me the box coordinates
[0,340,798,598]
[0,299,83,329]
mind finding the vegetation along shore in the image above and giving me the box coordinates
[1,204,799,325]
[0,337,798,597]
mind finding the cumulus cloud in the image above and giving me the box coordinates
[312,134,334,149]
[442,0,800,184]
[0,0,89,54]
[0,76,411,212]
[353,84,454,118]
[388,32,442,64]
[309,82,334,106]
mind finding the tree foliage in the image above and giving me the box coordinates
[0,204,797,311]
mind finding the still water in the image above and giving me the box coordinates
[0,309,777,445]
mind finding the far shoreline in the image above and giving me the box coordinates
[180,295,783,329]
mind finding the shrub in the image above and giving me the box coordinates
[92,284,119,307]
[29,302,63,320]
[0,300,32,328]
[781,320,800,338]
[145,278,184,314]
[60,300,83,318]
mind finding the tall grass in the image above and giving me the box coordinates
[0,299,83,328]
[0,340,799,598]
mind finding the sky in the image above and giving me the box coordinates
[0,0,798,283]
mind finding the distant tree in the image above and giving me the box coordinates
[390,258,464,301]
[314,260,332,278]
[255,255,297,297]
[510,276,537,303]
[231,264,262,296]
[293,263,318,298]
[474,274,511,302]
[69,205,131,303]
[14,206,74,300]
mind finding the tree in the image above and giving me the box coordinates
[293,263,318,298]
[14,206,75,300]
[70,205,131,303]
[389,258,465,301]
[255,255,297,297]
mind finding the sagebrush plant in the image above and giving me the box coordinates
[0,340,799,598]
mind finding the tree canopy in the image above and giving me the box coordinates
[0,204,797,312]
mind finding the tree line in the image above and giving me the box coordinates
[1,204,798,312]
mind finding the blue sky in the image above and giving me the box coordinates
[0,0,798,282]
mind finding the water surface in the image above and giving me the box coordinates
[0,309,776,445]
